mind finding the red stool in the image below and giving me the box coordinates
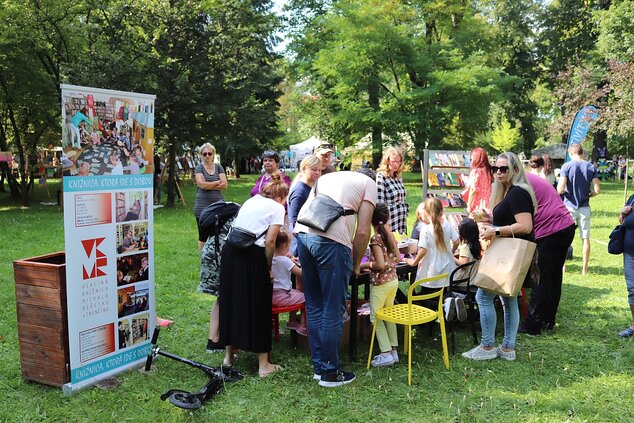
[272,303,305,342]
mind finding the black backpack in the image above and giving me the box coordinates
[199,201,241,263]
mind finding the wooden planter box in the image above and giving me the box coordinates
[13,252,69,387]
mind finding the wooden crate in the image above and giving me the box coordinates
[13,252,69,387]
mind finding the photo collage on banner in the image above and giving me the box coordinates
[60,84,156,391]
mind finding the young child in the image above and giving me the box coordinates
[109,150,123,175]
[405,198,459,288]
[410,202,426,241]
[445,218,483,321]
[454,218,482,272]
[360,202,400,367]
[271,229,306,334]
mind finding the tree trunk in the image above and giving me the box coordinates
[166,139,176,208]
[232,155,241,179]
[368,76,382,168]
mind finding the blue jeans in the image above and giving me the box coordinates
[297,233,352,375]
[476,288,519,350]
[624,252,634,305]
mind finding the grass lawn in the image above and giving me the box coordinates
[1,173,633,422]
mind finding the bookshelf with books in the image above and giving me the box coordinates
[421,149,471,227]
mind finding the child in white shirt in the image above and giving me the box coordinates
[271,229,306,333]
[405,197,459,288]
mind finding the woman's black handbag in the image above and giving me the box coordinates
[225,226,265,249]
[297,180,355,232]
[608,225,625,255]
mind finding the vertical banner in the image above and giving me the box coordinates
[565,105,599,162]
[60,84,156,393]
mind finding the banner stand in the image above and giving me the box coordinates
[60,84,157,391]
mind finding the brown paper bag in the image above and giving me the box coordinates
[473,236,536,297]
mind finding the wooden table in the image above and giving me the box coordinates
[347,263,417,361]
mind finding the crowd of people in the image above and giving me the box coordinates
[192,141,630,387]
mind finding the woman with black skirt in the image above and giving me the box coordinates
[219,171,288,377]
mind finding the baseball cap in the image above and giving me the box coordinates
[316,147,333,156]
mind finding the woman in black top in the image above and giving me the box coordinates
[462,152,537,362]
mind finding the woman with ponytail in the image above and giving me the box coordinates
[360,203,400,367]
[219,171,288,378]
[405,198,459,288]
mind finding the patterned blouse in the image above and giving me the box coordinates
[368,234,398,286]
[376,172,409,234]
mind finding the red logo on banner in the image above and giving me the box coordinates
[81,237,107,279]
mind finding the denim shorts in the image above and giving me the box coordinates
[567,206,591,239]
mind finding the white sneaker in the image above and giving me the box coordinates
[462,345,497,361]
[390,350,399,363]
[496,346,516,361]
[370,353,396,367]
[444,298,456,321]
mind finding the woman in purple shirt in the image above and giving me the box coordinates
[519,173,576,335]
[250,151,291,197]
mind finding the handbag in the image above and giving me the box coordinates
[522,250,540,289]
[608,197,634,255]
[225,226,265,249]
[473,235,537,297]
[297,180,356,232]
[608,225,625,255]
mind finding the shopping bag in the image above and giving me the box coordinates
[473,236,536,297]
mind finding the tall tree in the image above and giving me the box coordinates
[0,0,83,205]
[286,0,512,162]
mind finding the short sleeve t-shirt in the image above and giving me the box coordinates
[232,195,285,247]
[527,173,574,239]
[560,160,597,209]
[294,171,377,249]
[415,220,459,288]
[271,255,296,291]
[492,186,535,241]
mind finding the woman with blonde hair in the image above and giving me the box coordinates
[288,155,322,229]
[194,143,228,252]
[376,148,409,234]
[219,171,288,377]
[463,152,536,362]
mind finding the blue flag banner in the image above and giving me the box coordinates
[566,105,599,162]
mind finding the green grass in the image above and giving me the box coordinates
[1,175,634,422]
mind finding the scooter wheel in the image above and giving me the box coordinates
[168,392,202,410]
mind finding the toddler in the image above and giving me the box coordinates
[271,229,306,334]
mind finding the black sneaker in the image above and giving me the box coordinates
[318,370,355,388]
[518,320,541,335]
[206,339,225,353]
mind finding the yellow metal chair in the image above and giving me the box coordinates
[366,273,450,385]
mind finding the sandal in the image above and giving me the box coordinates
[258,364,283,378]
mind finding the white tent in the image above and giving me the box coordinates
[289,136,324,168]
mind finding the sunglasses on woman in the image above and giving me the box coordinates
[491,166,509,174]
[202,152,213,157]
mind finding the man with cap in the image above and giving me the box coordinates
[316,145,336,175]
